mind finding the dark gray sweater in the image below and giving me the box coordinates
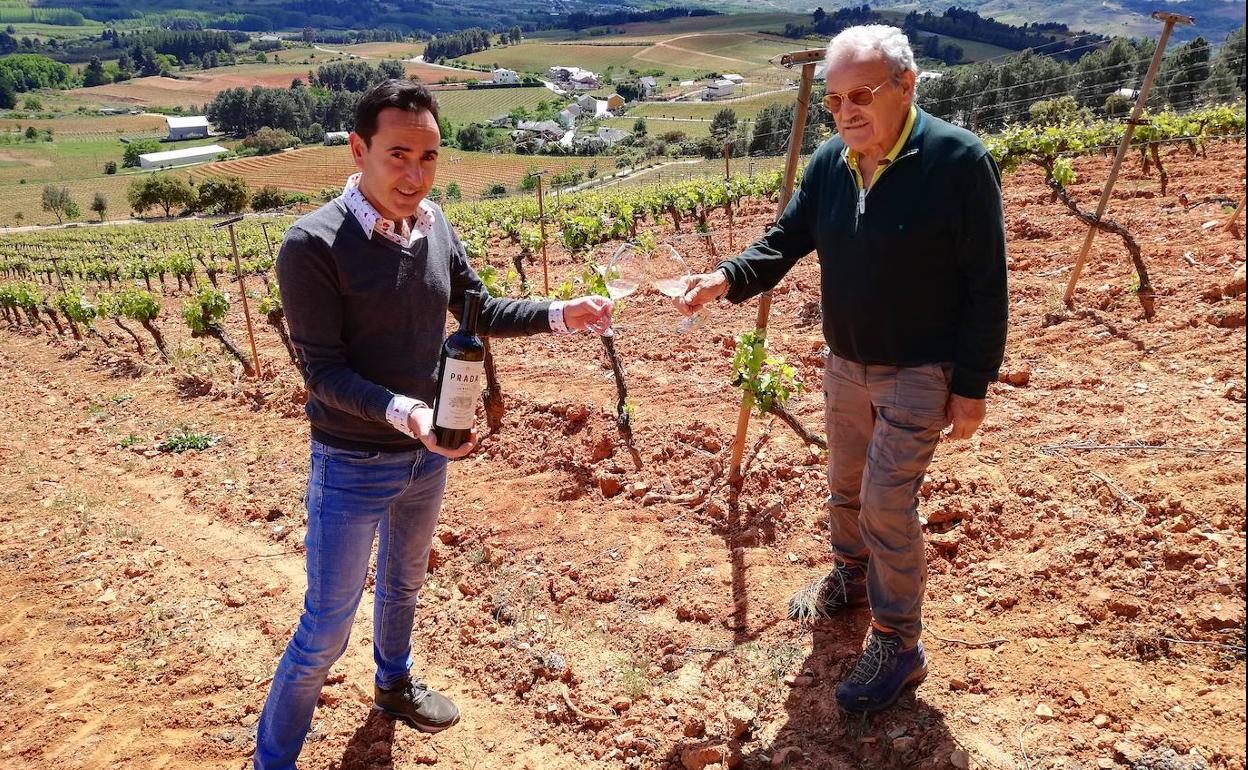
[719,108,1007,399]
[276,198,552,452]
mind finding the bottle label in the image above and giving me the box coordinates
[435,359,485,430]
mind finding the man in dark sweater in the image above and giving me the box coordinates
[253,80,612,770]
[678,25,1007,712]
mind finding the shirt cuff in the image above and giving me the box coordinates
[385,395,427,438]
[548,300,571,334]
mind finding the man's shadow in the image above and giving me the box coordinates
[662,580,957,770]
[734,610,957,770]
[334,709,396,770]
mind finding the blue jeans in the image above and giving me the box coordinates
[254,440,448,770]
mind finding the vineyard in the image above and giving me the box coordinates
[186,145,607,199]
[630,93,804,121]
[0,113,168,137]
[0,104,1244,770]
[434,87,563,128]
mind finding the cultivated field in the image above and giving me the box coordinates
[630,91,800,120]
[0,113,167,138]
[66,55,478,111]
[435,87,561,127]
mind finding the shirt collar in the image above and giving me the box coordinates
[845,103,919,171]
[341,172,435,248]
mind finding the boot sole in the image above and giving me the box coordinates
[372,704,461,734]
[837,667,928,714]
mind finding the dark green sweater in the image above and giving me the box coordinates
[718,108,1008,399]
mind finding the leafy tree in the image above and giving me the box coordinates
[1204,24,1245,101]
[196,176,251,214]
[1155,37,1211,109]
[0,71,15,109]
[251,186,285,211]
[41,186,79,224]
[0,54,74,92]
[377,60,405,80]
[1102,93,1133,118]
[632,117,647,136]
[90,192,108,221]
[446,181,462,202]
[456,123,486,151]
[114,51,134,82]
[425,29,492,60]
[1028,95,1091,127]
[710,107,738,141]
[122,139,161,168]
[82,56,108,87]
[128,174,196,218]
[242,126,300,154]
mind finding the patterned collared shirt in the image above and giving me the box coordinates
[340,173,576,439]
[342,172,435,248]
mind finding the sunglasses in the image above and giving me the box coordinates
[821,79,892,113]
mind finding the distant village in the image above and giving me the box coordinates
[113,58,788,170]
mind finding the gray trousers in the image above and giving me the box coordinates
[823,354,951,646]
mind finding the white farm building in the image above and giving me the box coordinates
[165,115,210,140]
[139,144,229,170]
[703,80,736,100]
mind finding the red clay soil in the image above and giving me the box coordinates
[0,141,1244,770]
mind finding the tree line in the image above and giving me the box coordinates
[424,29,494,62]
[206,59,412,137]
[783,5,1104,60]
[918,26,1244,131]
[0,54,74,107]
[562,6,719,32]
[0,26,242,66]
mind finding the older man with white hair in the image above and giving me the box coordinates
[678,25,1007,711]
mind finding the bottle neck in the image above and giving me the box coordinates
[461,290,482,335]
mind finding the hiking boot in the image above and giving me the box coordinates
[787,563,868,621]
[835,628,927,712]
[374,677,461,733]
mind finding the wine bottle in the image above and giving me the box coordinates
[432,289,486,449]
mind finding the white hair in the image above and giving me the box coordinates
[826,25,917,81]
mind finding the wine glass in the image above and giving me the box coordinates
[648,242,707,333]
[591,242,646,336]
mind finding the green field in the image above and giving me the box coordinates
[336,41,427,59]
[629,90,799,120]
[461,42,664,78]
[459,29,805,86]
[0,134,229,189]
[434,87,561,128]
[603,116,756,140]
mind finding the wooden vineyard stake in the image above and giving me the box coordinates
[1063,10,1194,315]
[1224,189,1245,240]
[534,170,551,296]
[728,48,823,486]
[213,215,263,378]
[260,220,276,262]
[723,140,735,252]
